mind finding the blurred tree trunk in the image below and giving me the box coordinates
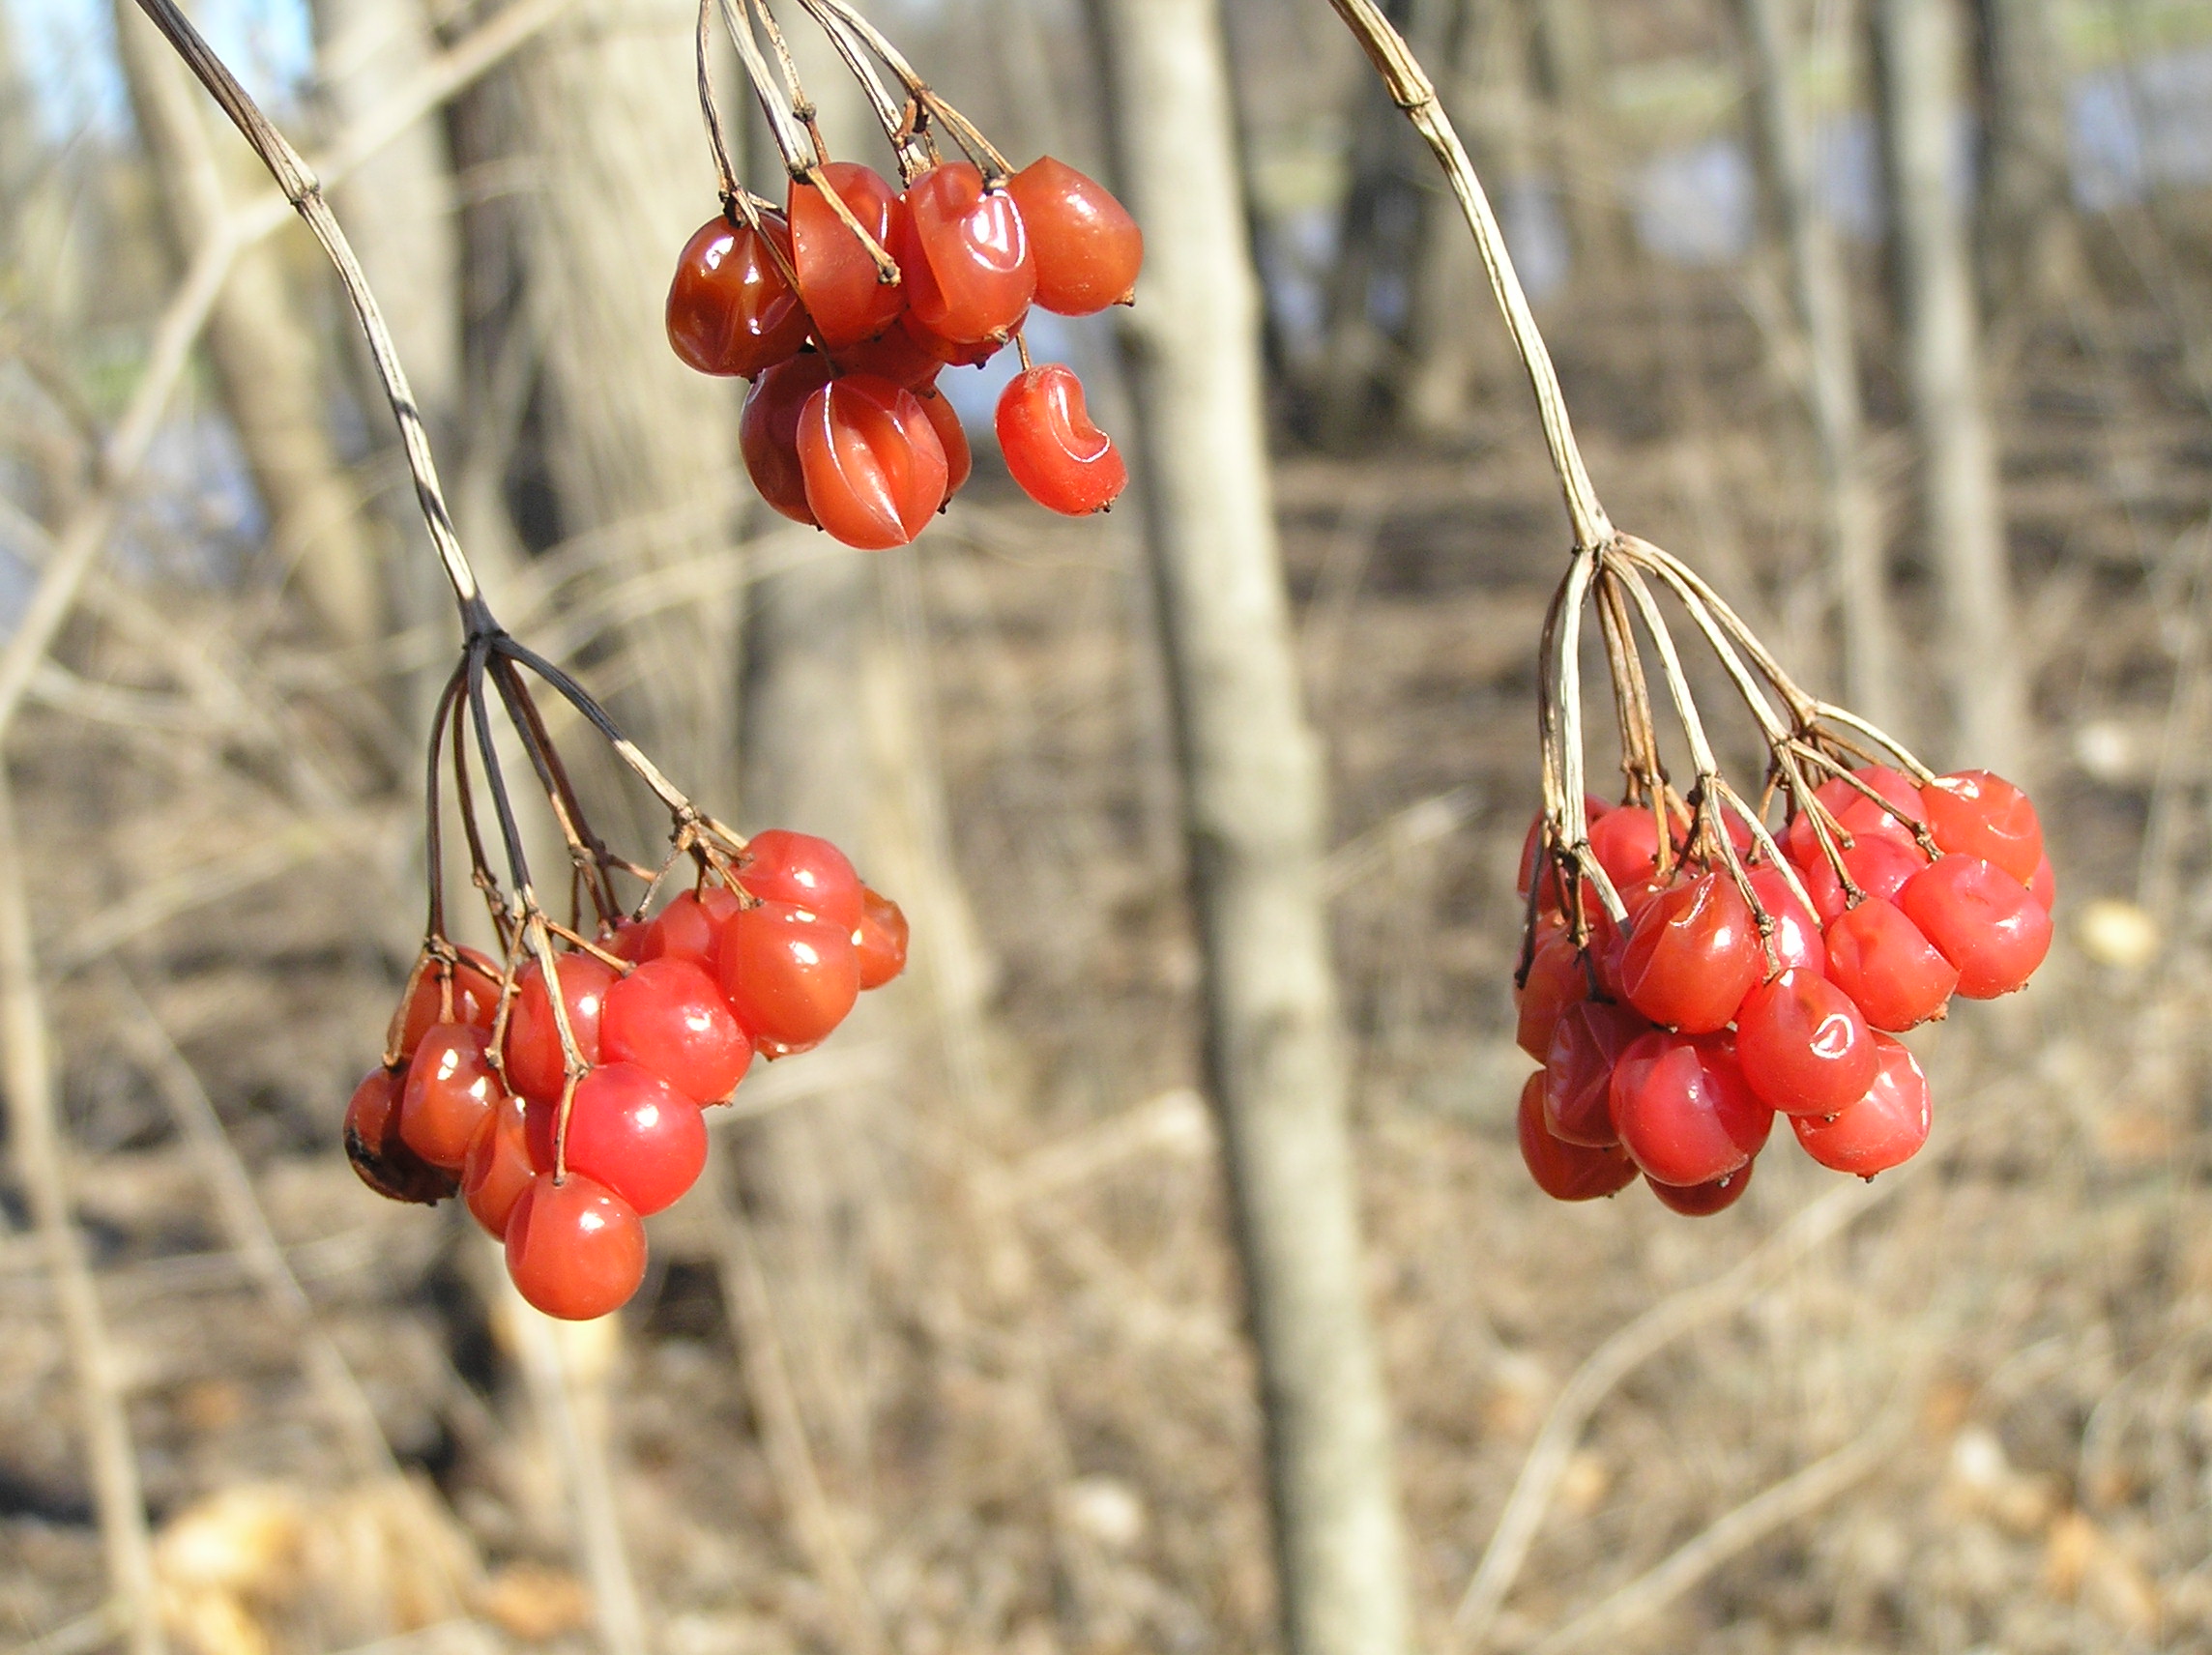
[1528,0,1623,277]
[111,0,387,652]
[1401,0,1501,440]
[1873,0,2025,774]
[1735,0,1898,727]
[1974,0,2081,309]
[1093,2,1412,1653]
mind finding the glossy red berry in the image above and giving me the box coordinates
[502,952,616,1104]
[1609,1031,1772,1189]
[395,945,502,1060]
[1586,804,1665,894]
[1784,766,1924,867]
[1542,1000,1647,1147]
[1517,796,1605,913]
[1745,866,1825,974]
[1645,1159,1755,1216]
[736,828,864,931]
[1514,927,1588,1060]
[665,212,810,378]
[717,900,862,1051]
[525,1062,707,1216]
[1790,1034,1930,1176]
[1005,157,1143,315]
[856,886,909,990]
[646,886,742,972]
[995,365,1126,515]
[1791,833,1930,925]
[1895,855,2052,1000]
[462,1094,534,1238]
[599,957,751,1104]
[1517,1073,1636,1202]
[505,1173,648,1321]
[400,1025,507,1170]
[1619,873,1762,1033]
[830,318,946,388]
[788,161,907,349]
[604,918,655,964]
[2027,854,2056,912]
[742,354,834,525]
[917,389,971,505]
[798,373,949,549]
[1919,770,2043,886]
[1821,898,1958,1031]
[1733,968,1878,1117]
[893,161,1034,346]
[344,1064,457,1205]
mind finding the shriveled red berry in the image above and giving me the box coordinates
[2027,855,2056,912]
[1791,833,1930,925]
[1895,855,2052,1000]
[1919,770,2042,885]
[1734,968,1878,1117]
[1821,898,1958,1031]
[1515,927,1588,1060]
[505,1174,648,1321]
[996,365,1126,515]
[665,212,809,378]
[1619,873,1762,1033]
[1791,1034,1930,1176]
[462,1094,534,1238]
[401,1025,507,1170]
[1784,766,1924,867]
[789,161,907,349]
[1646,1159,1755,1215]
[717,900,862,1050]
[1005,157,1143,315]
[736,828,864,930]
[917,389,970,506]
[502,952,616,1105]
[525,1062,707,1216]
[1745,866,1825,974]
[893,161,1033,346]
[1517,1073,1636,1202]
[1542,1000,1648,1147]
[395,945,502,1060]
[856,886,909,990]
[830,318,946,388]
[344,1064,457,1205]
[742,354,834,525]
[798,373,949,549]
[1609,1031,1772,1188]
[646,886,742,971]
[600,957,751,1104]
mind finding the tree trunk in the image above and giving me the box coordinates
[1092,3,1412,1653]
[1974,0,2081,309]
[1735,0,1898,727]
[1528,0,1623,277]
[1873,0,2026,774]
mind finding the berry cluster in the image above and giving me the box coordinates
[669,153,1138,542]
[347,830,907,1319]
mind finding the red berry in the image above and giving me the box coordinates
[736,828,864,930]
[525,1062,707,1216]
[1790,1034,1930,1176]
[1745,866,1825,974]
[503,952,616,1104]
[1542,1000,1647,1147]
[1586,804,1665,893]
[901,311,1005,369]
[1517,1073,1636,1202]
[1645,1159,1755,1216]
[665,212,809,378]
[1821,898,1958,1031]
[1619,873,1762,1033]
[1895,855,2052,1000]
[344,1064,457,1205]
[1733,968,1878,1116]
[1785,766,1923,866]
[401,1025,507,1170]
[893,161,1034,346]
[462,1093,535,1238]
[1609,1031,1773,1189]
[2027,854,2056,912]
[599,957,751,1104]
[603,918,655,964]
[1005,156,1143,315]
[830,314,946,388]
[995,365,1127,515]
[1516,796,1605,911]
[505,1174,648,1321]
[788,161,907,349]
[742,354,834,525]
[1514,927,1587,1061]
[1919,770,2043,886]
[395,945,502,1060]
[917,388,970,506]
[646,886,742,971]
[856,886,909,990]
[1792,833,1930,925]
[717,900,862,1050]
[798,373,949,549]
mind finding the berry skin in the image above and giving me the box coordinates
[788,161,908,349]
[893,161,1034,346]
[1821,898,1959,1031]
[1514,927,1588,1061]
[666,212,809,379]
[462,1094,535,1238]
[2027,855,2056,912]
[1745,866,1825,974]
[1895,855,2052,1000]
[344,1064,457,1205]
[1619,873,1762,1033]
[1542,1000,1648,1147]
[1517,1073,1636,1202]
[1645,1159,1755,1216]
[1791,833,1929,925]
[604,918,655,964]
[830,317,946,388]
[917,389,971,506]
[599,957,752,1104]
[1785,766,1924,867]
[646,886,742,972]
[856,886,910,990]
[1609,1031,1773,1189]
[394,945,502,1061]
[505,1174,648,1321]
[400,1026,508,1170]
[525,1062,708,1216]
[1586,804,1665,894]
[995,365,1127,515]
[736,828,864,931]
[798,374,950,550]
[717,900,862,1050]
[1791,1035,1931,1176]
[1919,770,2043,886]
[1005,157,1143,315]
[742,354,835,525]
[1516,796,1605,913]
[1734,968,1879,1117]
[502,952,617,1105]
